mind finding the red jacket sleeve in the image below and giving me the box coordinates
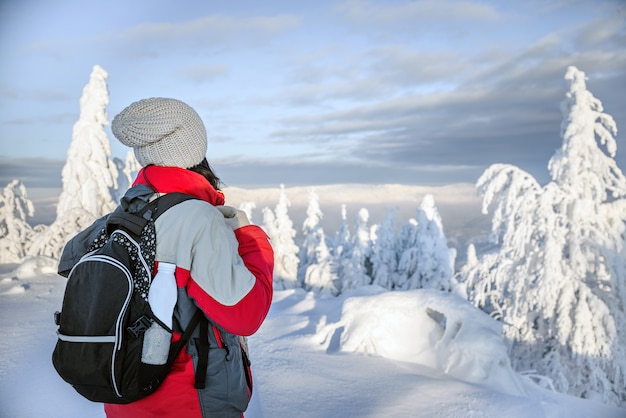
[186,225,274,336]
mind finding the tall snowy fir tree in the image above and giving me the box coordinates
[461,67,626,405]
[393,218,417,289]
[238,201,257,225]
[55,64,118,218]
[263,185,299,290]
[340,208,373,292]
[113,150,141,203]
[27,65,119,259]
[465,243,478,268]
[331,204,352,292]
[298,189,337,294]
[370,209,399,290]
[394,195,453,291]
[0,180,35,263]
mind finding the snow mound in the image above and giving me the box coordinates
[0,280,27,295]
[0,256,58,295]
[316,288,526,397]
[13,256,58,278]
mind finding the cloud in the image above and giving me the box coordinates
[106,14,301,59]
[3,154,480,197]
[574,15,626,50]
[365,47,466,87]
[264,10,626,186]
[269,72,564,182]
[336,0,501,24]
[213,155,480,187]
[175,64,229,84]
[3,112,76,125]
[280,48,469,107]
[0,158,63,188]
[2,2,624,190]
[0,85,72,102]
[12,12,301,68]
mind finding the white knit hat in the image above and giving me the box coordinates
[112,97,207,168]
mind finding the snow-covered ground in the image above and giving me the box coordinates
[1,258,624,418]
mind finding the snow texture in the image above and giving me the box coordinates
[1,264,625,417]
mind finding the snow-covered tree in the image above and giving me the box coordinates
[238,201,256,225]
[297,189,323,284]
[370,209,399,290]
[393,218,416,289]
[0,180,35,263]
[453,242,478,299]
[263,185,299,290]
[56,65,118,217]
[341,208,372,292]
[461,66,626,405]
[465,243,478,268]
[262,206,278,234]
[27,64,118,259]
[331,204,352,292]
[113,150,141,203]
[298,189,337,294]
[396,195,453,291]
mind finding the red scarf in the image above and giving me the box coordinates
[132,166,225,206]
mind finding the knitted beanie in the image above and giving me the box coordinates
[112,97,207,168]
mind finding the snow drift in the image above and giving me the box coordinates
[315,287,526,397]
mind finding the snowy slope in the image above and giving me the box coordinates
[1,259,624,418]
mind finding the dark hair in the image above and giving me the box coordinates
[188,158,222,191]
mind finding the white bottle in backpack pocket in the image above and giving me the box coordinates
[142,262,177,365]
[148,262,177,328]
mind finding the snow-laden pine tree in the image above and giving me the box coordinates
[263,185,299,290]
[27,65,119,259]
[454,242,479,299]
[465,243,478,268]
[113,150,141,203]
[395,195,454,291]
[0,180,35,263]
[238,201,256,225]
[370,209,399,290]
[298,189,337,294]
[461,66,626,405]
[341,208,372,292]
[331,204,352,293]
[393,218,417,289]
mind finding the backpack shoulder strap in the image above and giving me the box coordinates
[146,193,199,222]
[167,308,207,367]
[105,193,198,236]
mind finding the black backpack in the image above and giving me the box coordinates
[52,192,206,403]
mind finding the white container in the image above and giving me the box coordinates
[148,261,177,328]
[142,262,177,365]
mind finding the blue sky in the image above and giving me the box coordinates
[1,0,625,189]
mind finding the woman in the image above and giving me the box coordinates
[101,97,273,417]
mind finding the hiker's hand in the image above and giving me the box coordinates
[217,206,250,230]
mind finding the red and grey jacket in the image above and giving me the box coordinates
[98,166,274,418]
